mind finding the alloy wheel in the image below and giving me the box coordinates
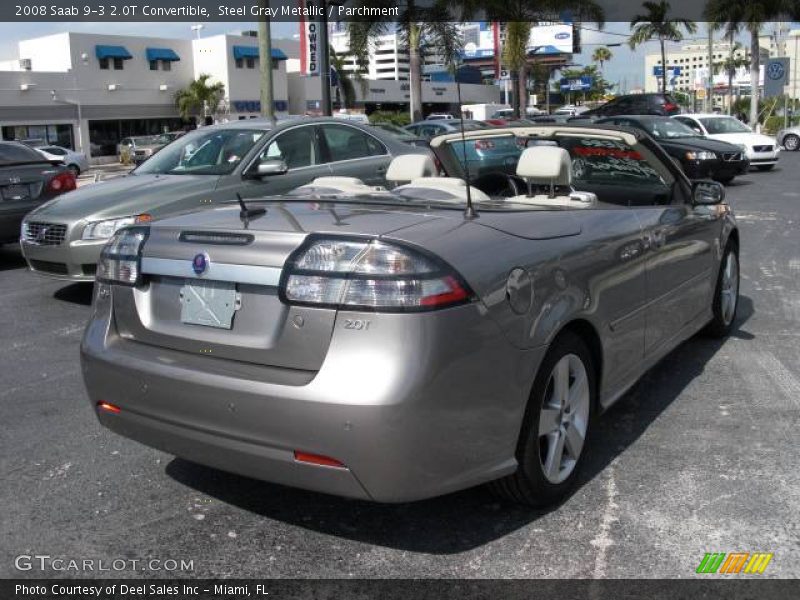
[720,251,739,326]
[538,354,591,484]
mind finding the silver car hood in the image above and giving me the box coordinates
[27,174,217,221]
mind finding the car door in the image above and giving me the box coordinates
[227,124,332,199]
[318,123,392,186]
[627,141,718,356]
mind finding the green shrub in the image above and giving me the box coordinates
[368,111,411,127]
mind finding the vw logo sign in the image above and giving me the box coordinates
[192,253,210,276]
[767,61,785,80]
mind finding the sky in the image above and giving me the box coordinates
[0,20,773,93]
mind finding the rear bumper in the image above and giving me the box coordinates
[81,295,543,502]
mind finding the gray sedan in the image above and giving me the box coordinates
[20,118,428,281]
[81,124,739,506]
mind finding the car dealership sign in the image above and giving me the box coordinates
[300,0,320,75]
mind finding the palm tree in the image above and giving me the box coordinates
[629,1,696,94]
[458,1,604,118]
[592,46,613,72]
[713,41,750,114]
[174,74,225,123]
[705,0,795,127]
[329,45,359,110]
[348,1,460,122]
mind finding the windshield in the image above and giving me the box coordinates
[642,118,702,139]
[700,117,751,134]
[134,129,266,176]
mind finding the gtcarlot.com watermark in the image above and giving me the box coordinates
[15,554,194,573]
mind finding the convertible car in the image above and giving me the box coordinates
[81,124,739,506]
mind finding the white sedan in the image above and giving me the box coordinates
[35,145,89,176]
[673,114,780,171]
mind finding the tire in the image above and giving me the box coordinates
[704,241,739,338]
[489,331,595,507]
[716,176,734,185]
[783,134,799,151]
[67,164,80,177]
[756,165,775,171]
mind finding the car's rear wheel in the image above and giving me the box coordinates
[67,164,80,177]
[489,331,595,507]
[783,134,799,151]
[756,165,775,171]
[704,241,739,338]
[716,176,735,185]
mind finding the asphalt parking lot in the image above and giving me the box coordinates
[2,155,799,579]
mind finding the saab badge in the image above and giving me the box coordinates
[192,252,210,276]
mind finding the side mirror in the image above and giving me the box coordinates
[249,159,288,178]
[692,180,725,205]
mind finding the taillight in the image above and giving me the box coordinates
[474,140,495,150]
[280,237,474,312]
[96,226,149,286]
[664,102,678,113]
[48,171,77,193]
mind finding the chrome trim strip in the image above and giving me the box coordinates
[141,257,282,286]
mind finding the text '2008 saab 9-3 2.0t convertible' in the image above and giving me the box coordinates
[81,124,740,506]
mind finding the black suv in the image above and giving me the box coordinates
[578,93,682,119]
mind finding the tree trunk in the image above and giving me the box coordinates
[518,64,528,117]
[749,28,760,128]
[660,38,667,93]
[408,24,423,122]
[728,30,734,115]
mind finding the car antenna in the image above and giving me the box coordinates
[236,192,266,223]
[454,64,477,220]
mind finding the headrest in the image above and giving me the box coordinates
[516,146,571,186]
[386,154,436,183]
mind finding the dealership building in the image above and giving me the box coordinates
[0,25,504,163]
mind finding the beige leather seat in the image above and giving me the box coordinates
[509,146,596,208]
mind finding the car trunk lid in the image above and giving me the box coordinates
[112,201,443,371]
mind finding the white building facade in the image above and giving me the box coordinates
[0,31,295,161]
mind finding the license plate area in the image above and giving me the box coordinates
[2,184,30,200]
[179,280,241,329]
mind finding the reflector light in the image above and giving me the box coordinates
[97,401,121,414]
[294,451,346,468]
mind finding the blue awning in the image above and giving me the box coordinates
[232,46,288,61]
[146,48,180,62]
[95,45,132,60]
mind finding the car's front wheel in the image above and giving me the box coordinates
[783,134,799,151]
[756,164,775,171]
[705,241,739,338]
[490,331,595,507]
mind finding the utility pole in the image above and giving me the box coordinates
[319,0,332,116]
[258,0,275,123]
[706,25,713,112]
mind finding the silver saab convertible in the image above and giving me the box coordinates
[81,124,740,506]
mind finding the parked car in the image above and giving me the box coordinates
[81,123,739,506]
[553,104,590,116]
[368,122,430,147]
[426,113,455,120]
[596,116,749,184]
[405,119,490,139]
[776,125,800,151]
[673,114,780,171]
[117,135,157,165]
[34,145,90,176]
[529,114,574,124]
[20,118,429,280]
[0,142,76,245]
[581,93,682,119]
[130,132,185,166]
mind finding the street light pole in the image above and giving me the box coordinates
[258,0,275,124]
[319,0,332,116]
